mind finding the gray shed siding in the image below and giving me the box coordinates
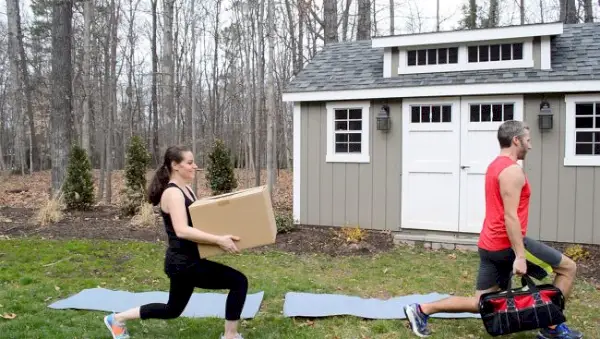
[298,94,600,245]
[299,100,402,231]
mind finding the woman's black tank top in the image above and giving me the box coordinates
[161,182,202,275]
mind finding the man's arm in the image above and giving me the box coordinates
[498,164,526,259]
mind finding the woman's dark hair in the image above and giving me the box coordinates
[147,145,191,205]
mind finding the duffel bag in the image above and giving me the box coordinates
[478,273,566,336]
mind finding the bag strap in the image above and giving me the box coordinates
[505,273,545,310]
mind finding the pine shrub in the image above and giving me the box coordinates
[62,144,95,210]
[205,139,238,195]
[120,135,152,216]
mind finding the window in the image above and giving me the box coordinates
[469,103,515,122]
[326,101,370,163]
[468,43,524,63]
[407,47,459,66]
[564,95,600,166]
[410,104,452,123]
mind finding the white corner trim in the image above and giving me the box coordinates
[325,100,371,163]
[563,94,600,167]
[281,80,600,103]
[383,48,392,78]
[292,102,301,224]
[540,36,551,70]
[372,22,563,49]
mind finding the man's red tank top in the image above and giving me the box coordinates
[478,156,531,251]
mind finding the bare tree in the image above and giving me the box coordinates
[356,0,371,40]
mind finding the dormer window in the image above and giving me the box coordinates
[467,43,524,63]
[407,47,459,66]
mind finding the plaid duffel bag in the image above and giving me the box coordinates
[478,273,566,336]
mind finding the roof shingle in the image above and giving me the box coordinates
[284,23,600,93]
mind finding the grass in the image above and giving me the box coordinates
[1,239,599,338]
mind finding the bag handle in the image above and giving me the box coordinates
[505,273,544,310]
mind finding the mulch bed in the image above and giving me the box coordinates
[0,206,599,287]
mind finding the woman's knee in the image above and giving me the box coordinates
[163,304,186,319]
[234,271,248,292]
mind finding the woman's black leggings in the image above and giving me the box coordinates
[139,259,248,321]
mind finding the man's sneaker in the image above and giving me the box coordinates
[220,334,244,339]
[537,323,583,339]
[103,313,130,339]
[403,303,431,337]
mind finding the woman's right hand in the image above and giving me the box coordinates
[217,235,240,253]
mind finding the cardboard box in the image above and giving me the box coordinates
[188,185,277,258]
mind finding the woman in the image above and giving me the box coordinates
[103,145,248,339]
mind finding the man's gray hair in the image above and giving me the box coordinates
[497,120,529,148]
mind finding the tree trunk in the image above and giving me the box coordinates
[324,0,338,43]
[163,0,175,148]
[151,0,159,165]
[266,0,275,198]
[583,0,593,22]
[50,0,73,196]
[356,0,371,40]
[82,0,93,156]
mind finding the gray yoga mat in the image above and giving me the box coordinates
[283,292,481,320]
[48,287,264,319]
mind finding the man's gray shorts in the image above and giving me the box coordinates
[476,236,563,291]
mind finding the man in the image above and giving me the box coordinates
[404,120,582,339]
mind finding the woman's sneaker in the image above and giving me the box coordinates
[104,313,130,339]
[403,303,431,337]
[220,334,244,339]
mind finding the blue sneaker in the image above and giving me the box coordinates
[103,313,130,339]
[537,323,583,339]
[404,303,431,337]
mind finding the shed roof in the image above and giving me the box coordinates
[284,23,600,94]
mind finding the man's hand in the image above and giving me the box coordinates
[513,257,527,276]
[217,235,240,253]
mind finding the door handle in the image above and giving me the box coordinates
[461,165,470,169]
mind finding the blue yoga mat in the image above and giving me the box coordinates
[283,292,481,320]
[48,287,264,319]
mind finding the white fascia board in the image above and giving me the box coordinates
[371,22,564,49]
[281,80,600,102]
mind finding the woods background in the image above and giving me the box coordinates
[0,0,598,204]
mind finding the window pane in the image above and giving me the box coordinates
[335,109,347,120]
[576,103,594,115]
[438,48,447,64]
[490,44,500,61]
[596,132,600,143]
[442,106,451,122]
[576,143,593,155]
[492,104,503,121]
[411,106,420,123]
[349,143,361,153]
[448,47,458,63]
[336,134,348,142]
[431,106,441,122]
[428,49,437,64]
[468,46,478,62]
[349,109,362,119]
[421,106,431,123]
[596,103,600,115]
[501,44,512,60]
[335,143,348,153]
[418,49,427,65]
[576,131,593,142]
[481,104,491,121]
[349,133,361,142]
[335,121,347,130]
[576,117,593,128]
[348,121,362,130]
[470,104,480,122]
[595,143,600,155]
[407,50,416,66]
[479,45,489,62]
[504,104,514,120]
[596,117,600,129]
[513,43,523,59]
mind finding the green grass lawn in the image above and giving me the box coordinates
[1,238,599,339]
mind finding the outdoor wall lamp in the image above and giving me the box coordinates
[377,105,391,132]
[538,100,553,130]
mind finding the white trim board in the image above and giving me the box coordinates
[564,94,600,167]
[325,100,371,163]
[371,22,563,49]
[292,102,301,224]
[282,80,600,102]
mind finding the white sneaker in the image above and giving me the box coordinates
[220,334,243,339]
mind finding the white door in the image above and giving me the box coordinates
[401,98,461,232]
[458,96,524,234]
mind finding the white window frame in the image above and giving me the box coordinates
[398,38,533,75]
[564,94,600,167]
[326,101,371,163]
